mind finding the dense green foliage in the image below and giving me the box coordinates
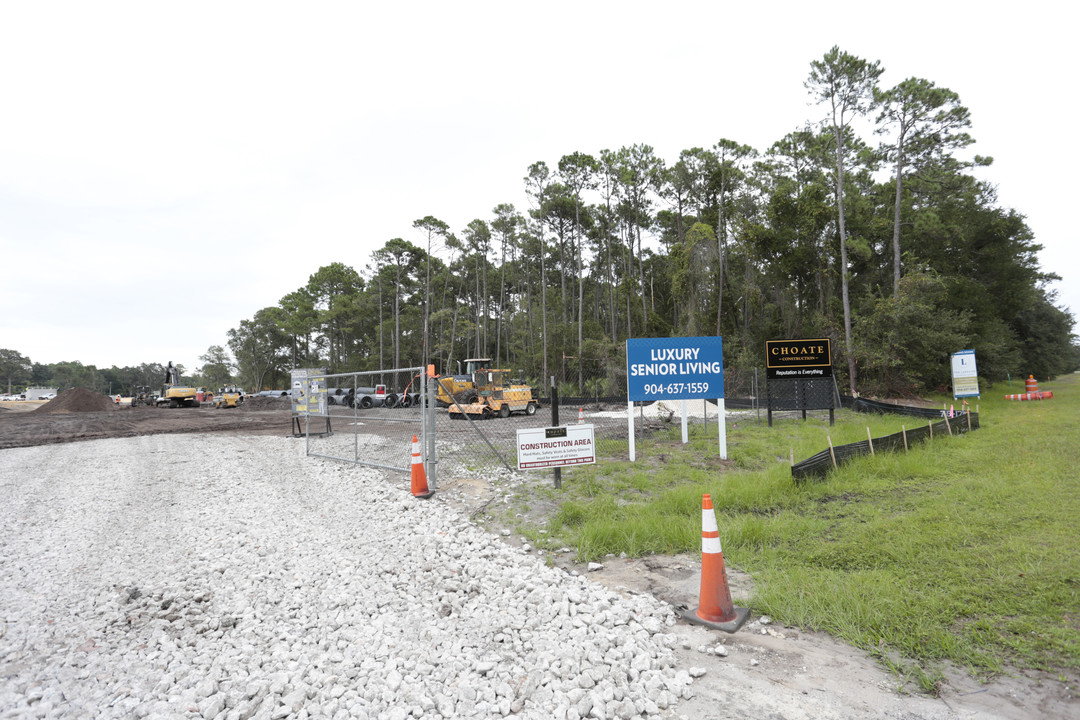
[218,48,1075,395]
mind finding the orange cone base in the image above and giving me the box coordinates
[679,604,750,633]
[411,477,434,499]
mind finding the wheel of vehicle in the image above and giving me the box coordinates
[481,407,493,420]
[498,405,510,418]
[361,396,373,409]
[525,402,537,416]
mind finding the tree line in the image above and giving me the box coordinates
[5,48,1077,399]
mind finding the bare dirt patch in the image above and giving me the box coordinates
[0,398,292,450]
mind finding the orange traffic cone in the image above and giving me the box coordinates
[680,494,749,632]
[578,407,584,424]
[410,435,433,499]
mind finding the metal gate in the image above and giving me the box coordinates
[298,366,437,486]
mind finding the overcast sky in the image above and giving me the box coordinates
[2,1,1075,374]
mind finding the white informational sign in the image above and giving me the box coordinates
[950,349,980,398]
[516,425,596,470]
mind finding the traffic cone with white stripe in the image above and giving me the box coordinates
[680,494,749,632]
[410,435,433,499]
[578,407,584,424]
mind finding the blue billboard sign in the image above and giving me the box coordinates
[626,336,725,402]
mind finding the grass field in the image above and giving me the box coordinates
[514,374,1080,693]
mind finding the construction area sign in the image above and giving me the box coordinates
[516,425,596,470]
[765,338,832,379]
[951,349,980,398]
[626,336,725,401]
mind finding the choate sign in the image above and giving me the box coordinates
[516,425,596,470]
[765,339,832,379]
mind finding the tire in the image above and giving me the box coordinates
[481,407,493,420]
[498,405,510,419]
[525,402,537,416]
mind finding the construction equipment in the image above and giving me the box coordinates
[434,358,497,407]
[214,386,244,409]
[448,368,539,420]
[130,386,154,407]
[159,361,200,408]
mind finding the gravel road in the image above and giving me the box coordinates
[0,435,690,720]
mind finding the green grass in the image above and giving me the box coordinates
[512,375,1080,692]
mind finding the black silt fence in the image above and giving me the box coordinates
[792,411,980,483]
[840,395,964,420]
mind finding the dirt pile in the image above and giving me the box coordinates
[33,388,117,414]
[238,395,290,411]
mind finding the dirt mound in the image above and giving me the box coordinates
[238,395,290,411]
[33,388,117,414]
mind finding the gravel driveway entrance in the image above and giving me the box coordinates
[0,434,686,719]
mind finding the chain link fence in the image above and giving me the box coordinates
[300,358,765,482]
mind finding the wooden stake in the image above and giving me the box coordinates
[966,410,972,432]
[902,425,908,452]
[790,446,795,467]
[943,413,952,436]
[928,421,933,442]
[827,435,837,469]
[867,427,874,456]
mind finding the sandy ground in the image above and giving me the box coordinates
[1,398,1076,718]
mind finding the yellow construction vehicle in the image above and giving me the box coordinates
[158,362,200,408]
[434,358,500,407]
[448,368,539,419]
[213,386,244,409]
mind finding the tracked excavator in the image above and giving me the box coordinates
[159,362,200,408]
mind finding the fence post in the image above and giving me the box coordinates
[426,366,437,491]
[551,376,561,489]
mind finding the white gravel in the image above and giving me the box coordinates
[0,434,691,720]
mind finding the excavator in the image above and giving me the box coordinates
[158,362,200,408]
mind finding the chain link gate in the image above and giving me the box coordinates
[299,366,438,487]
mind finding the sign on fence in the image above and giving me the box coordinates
[951,349,980,398]
[516,425,596,470]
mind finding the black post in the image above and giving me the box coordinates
[551,376,561,489]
